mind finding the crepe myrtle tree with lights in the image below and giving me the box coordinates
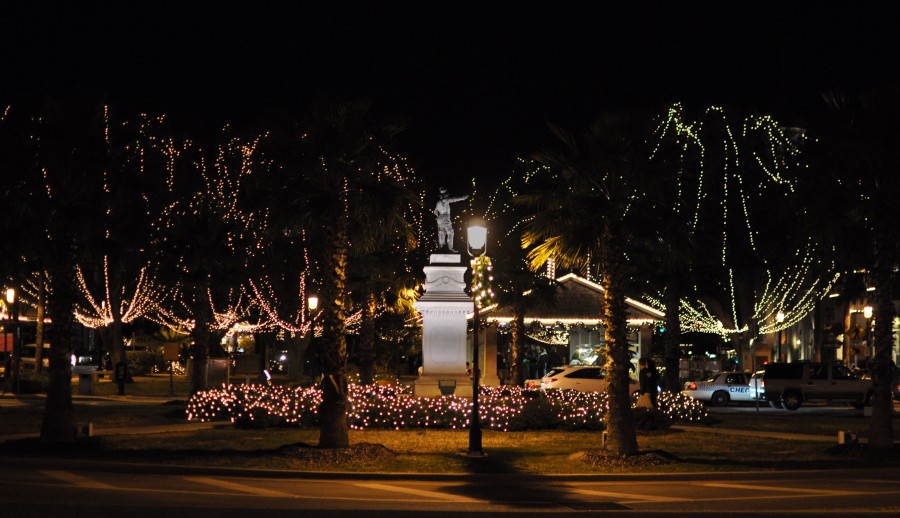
[643,104,838,368]
[0,100,115,441]
[519,117,645,455]
[70,112,175,375]
[148,128,270,395]
[15,271,49,374]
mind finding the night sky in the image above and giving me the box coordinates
[2,3,897,190]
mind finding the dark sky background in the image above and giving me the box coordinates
[2,3,897,192]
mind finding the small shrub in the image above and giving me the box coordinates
[235,405,286,429]
[508,397,562,430]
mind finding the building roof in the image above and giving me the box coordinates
[479,273,664,325]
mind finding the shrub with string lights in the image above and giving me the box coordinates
[187,383,707,431]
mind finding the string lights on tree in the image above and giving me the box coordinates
[648,104,838,336]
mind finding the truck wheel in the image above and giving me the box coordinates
[782,392,802,410]
[711,390,730,407]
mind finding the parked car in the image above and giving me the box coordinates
[756,362,873,410]
[894,368,900,401]
[540,365,639,394]
[861,367,900,402]
[682,371,754,406]
[526,367,565,389]
[749,369,765,402]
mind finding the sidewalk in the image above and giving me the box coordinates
[0,420,223,443]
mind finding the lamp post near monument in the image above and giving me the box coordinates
[465,219,487,457]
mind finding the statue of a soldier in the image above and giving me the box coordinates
[434,188,468,252]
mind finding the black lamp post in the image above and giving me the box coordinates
[466,219,487,457]
[775,310,785,362]
[6,288,19,394]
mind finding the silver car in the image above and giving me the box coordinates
[682,371,754,406]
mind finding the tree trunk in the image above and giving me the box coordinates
[358,293,377,385]
[509,308,525,387]
[868,237,895,449]
[600,234,639,455]
[33,274,46,374]
[189,278,212,395]
[318,217,350,448]
[287,332,310,382]
[40,261,77,443]
[662,287,681,392]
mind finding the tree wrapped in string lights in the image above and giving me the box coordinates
[262,99,421,449]
[70,112,174,371]
[473,166,557,388]
[149,128,271,394]
[647,104,838,366]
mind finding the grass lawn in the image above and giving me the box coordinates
[703,406,900,437]
[3,385,897,474]
[79,426,865,474]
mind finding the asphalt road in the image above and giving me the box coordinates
[1,459,899,517]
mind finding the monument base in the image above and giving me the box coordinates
[414,374,474,398]
[481,374,501,388]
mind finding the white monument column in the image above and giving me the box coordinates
[414,253,474,397]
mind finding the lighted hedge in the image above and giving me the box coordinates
[186,383,707,431]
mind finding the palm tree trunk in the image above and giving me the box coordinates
[40,261,76,442]
[318,218,350,448]
[510,309,525,386]
[868,236,895,449]
[600,235,639,455]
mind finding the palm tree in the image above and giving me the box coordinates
[292,99,416,448]
[346,169,420,386]
[519,117,644,455]
[805,87,900,449]
[479,168,558,387]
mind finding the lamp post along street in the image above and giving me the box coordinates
[466,220,487,457]
[6,288,19,395]
[776,310,785,362]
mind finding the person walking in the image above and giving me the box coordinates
[536,347,548,378]
[638,357,660,407]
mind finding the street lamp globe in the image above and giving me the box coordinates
[5,288,14,304]
[863,305,873,319]
[776,310,785,324]
[307,295,319,312]
[466,220,487,257]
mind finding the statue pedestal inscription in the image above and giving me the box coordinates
[414,254,473,397]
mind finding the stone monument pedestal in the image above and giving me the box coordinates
[414,253,474,397]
